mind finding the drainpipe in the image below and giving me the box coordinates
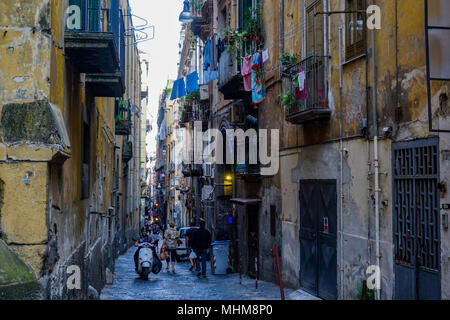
[371,1,381,301]
[338,25,344,300]
[323,0,329,99]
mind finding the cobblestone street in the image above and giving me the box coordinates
[101,245,316,300]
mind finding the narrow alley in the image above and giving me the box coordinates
[100,244,307,300]
[0,0,449,303]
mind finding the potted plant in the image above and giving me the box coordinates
[280,52,300,67]
[280,91,297,112]
[223,27,234,44]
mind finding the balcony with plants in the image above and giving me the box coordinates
[218,4,263,100]
[65,0,124,97]
[281,55,331,125]
[179,90,202,125]
[114,99,131,136]
[189,0,213,40]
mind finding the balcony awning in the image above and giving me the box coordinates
[230,198,261,205]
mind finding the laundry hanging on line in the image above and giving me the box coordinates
[170,78,187,100]
[203,37,219,84]
[241,55,253,92]
[186,71,200,94]
[295,68,308,101]
[251,51,266,104]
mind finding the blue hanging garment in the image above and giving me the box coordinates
[186,71,200,94]
[170,78,187,100]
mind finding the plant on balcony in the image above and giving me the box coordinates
[244,5,263,43]
[280,52,300,67]
[280,91,297,112]
[184,89,200,106]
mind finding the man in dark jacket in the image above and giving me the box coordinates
[191,219,212,278]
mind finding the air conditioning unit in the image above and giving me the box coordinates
[230,100,245,124]
[200,85,209,100]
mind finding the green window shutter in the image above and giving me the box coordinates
[88,0,100,32]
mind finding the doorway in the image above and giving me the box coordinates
[392,138,441,300]
[299,180,337,300]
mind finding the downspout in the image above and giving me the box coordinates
[371,0,381,301]
[338,25,344,300]
[323,0,329,100]
[280,0,285,54]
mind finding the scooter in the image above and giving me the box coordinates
[136,240,161,280]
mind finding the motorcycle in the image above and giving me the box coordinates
[135,239,161,280]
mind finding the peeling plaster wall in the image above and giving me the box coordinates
[0,0,141,299]
[280,139,394,300]
[440,135,450,299]
[274,0,449,300]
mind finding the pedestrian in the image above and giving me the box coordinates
[185,221,197,272]
[191,219,212,278]
[162,222,179,273]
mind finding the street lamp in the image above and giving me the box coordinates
[179,0,193,23]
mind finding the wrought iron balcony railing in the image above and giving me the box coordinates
[122,141,133,162]
[64,0,124,97]
[66,0,111,33]
[284,55,331,124]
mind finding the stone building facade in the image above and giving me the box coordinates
[171,0,449,300]
[0,0,144,299]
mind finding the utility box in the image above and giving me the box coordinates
[210,241,232,275]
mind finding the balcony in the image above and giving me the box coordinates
[190,0,212,40]
[115,119,131,135]
[182,163,203,177]
[65,0,124,97]
[115,100,131,135]
[235,164,260,176]
[284,56,331,125]
[218,50,248,100]
[122,141,133,162]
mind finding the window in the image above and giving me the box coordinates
[306,0,324,57]
[239,0,253,31]
[346,0,366,60]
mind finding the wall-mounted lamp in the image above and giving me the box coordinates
[179,0,193,23]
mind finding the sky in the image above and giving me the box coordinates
[129,0,183,159]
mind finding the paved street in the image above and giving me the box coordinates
[100,245,315,300]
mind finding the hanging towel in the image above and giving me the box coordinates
[203,39,211,71]
[251,52,266,104]
[186,71,200,94]
[170,78,187,100]
[203,70,218,84]
[241,55,253,92]
[262,49,269,63]
[295,68,308,101]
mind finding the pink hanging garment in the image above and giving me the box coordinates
[295,68,308,100]
[241,55,253,92]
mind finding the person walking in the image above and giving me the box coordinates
[185,221,197,272]
[191,219,211,278]
[162,222,179,273]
